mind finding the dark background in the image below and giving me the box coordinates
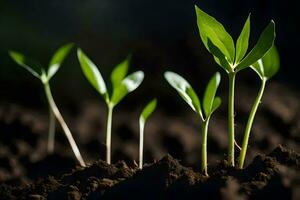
[0,0,299,111]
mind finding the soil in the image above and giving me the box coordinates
[0,82,299,199]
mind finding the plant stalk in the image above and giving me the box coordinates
[238,78,266,169]
[44,82,86,167]
[47,109,56,154]
[228,72,236,166]
[139,120,145,169]
[106,105,113,164]
[201,117,210,176]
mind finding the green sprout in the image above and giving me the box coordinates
[139,99,157,169]
[238,46,280,168]
[77,49,144,164]
[195,5,276,166]
[165,71,221,176]
[9,44,86,167]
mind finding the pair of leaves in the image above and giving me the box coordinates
[195,5,275,72]
[164,71,221,120]
[251,45,280,80]
[139,99,157,126]
[77,49,144,107]
[9,43,73,83]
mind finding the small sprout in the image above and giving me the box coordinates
[238,46,280,168]
[77,49,144,164]
[165,71,221,176]
[139,99,157,169]
[195,5,276,166]
[9,44,86,167]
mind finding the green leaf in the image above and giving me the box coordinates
[47,43,73,80]
[211,97,222,114]
[77,48,108,100]
[195,5,235,64]
[9,51,41,79]
[251,45,280,79]
[110,55,130,90]
[207,39,232,72]
[164,71,202,117]
[235,14,251,64]
[111,71,144,106]
[203,72,221,117]
[250,60,264,80]
[236,20,275,71]
[140,99,157,124]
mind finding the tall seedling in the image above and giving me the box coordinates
[9,44,86,167]
[165,72,221,175]
[77,49,144,164]
[238,46,280,168]
[195,5,276,166]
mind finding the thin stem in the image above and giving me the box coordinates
[201,117,210,176]
[106,105,113,164]
[44,83,86,167]
[139,119,145,169]
[47,108,56,154]
[228,72,236,166]
[239,79,266,169]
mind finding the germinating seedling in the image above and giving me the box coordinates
[9,44,86,167]
[238,46,280,168]
[139,99,157,169]
[195,6,276,166]
[77,49,144,164]
[165,71,221,176]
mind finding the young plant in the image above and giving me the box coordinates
[139,99,157,169]
[77,49,144,164]
[238,46,280,168]
[195,5,276,166]
[165,71,221,175]
[9,44,86,167]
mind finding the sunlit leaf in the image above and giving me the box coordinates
[111,71,144,106]
[9,51,41,79]
[251,45,280,79]
[164,71,202,117]
[235,14,250,64]
[203,72,221,117]
[211,97,222,114]
[77,49,108,100]
[195,5,235,64]
[236,21,275,71]
[47,43,73,80]
[140,99,157,124]
[110,55,130,90]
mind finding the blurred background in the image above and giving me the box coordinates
[0,0,299,177]
[0,0,299,107]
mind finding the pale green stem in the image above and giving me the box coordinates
[239,78,266,169]
[228,72,236,166]
[139,119,145,169]
[44,82,86,167]
[106,105,113,164]
[47,109,56,154]
[201,117,210,176]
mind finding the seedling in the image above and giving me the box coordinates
[9,44,86,167]
[77,49,144,164]
[139,99,157,169]
[195,5,276,166]
[165,71,221,175]
[238,46,280,168]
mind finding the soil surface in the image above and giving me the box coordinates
[0,82,299,199]
[0,145,299,199]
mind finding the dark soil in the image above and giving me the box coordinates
[0,82,299,199]
[0,145,299,199]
